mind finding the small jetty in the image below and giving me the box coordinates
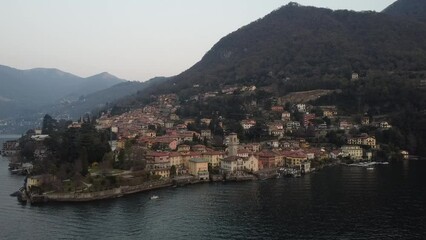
[347,161,389,168]
[278,168,302,178]
[8,162,33,175]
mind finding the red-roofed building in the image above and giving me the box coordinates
[241,119,256,130]
[237,149,251,158]
[146,151,170,171]
[257,151,277,170]
[303,113,316,127]
[153,137,178,150]
[271,106,284,113]
[282,150,308,168]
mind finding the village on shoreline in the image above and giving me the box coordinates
[3,89,409,204]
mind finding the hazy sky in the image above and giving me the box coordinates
[0,0,396,81]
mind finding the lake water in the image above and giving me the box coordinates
[1,135,425,239]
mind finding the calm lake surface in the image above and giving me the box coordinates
[1,135,425,239]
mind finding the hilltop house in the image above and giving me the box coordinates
[319,106,338,117]
[347,134,376,148]
[271,106,284,113]
[281,111,291,121]
[241,119,256,130]
[302,113,316,127]
[201,129,212,139]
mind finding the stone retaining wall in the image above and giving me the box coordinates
[43,180,172,202]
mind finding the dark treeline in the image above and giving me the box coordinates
[19,115,111,178]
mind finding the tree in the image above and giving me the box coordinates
[42,114,57,134]
[79,147,89,176]
[115,150,126,169]
[170,165,177,177]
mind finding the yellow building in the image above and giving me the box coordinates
[341,145,363,160]
[117,140,126,150]
[178,144,190,152]
[348,135,376,148]
[26,174,56,192]
[202,151,225,168]
[283,151,308,167]
[152,169,170,179]
[169,152,183,168]
[400,150,409,160]
[188,158,209,180]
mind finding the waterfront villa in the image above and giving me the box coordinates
[282,151,308,168]
[220,155,259,174]
[188,158,209,180]
[341,145,363,160]
[221,133,259,174]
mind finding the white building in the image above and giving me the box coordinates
[296,104,306,113]
[341,145,363,160]
[221,155,259,173]
[241,120,256,130]
[380,121,392,130]
[286,121,301,130]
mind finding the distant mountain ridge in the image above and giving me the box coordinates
[64,72,127,100]
[46,76,169,119]
[0,65,125,118]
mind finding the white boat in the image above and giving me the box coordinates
[366,167,374,170]
[150,195,159,200]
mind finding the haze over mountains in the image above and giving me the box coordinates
[48,76,168,120]
[0,65,165,120]
[0,65,117,117]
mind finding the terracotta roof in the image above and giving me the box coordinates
[258,151,277,158]
[238,149,251,154]
[189,158,209,163]
[169,152,181,157]
[282,151,307,159]
[192,145,206,148]
[147,152,169,157]
[203,151,224,156]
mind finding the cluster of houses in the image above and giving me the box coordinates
[2,140,19,156]
[142,133,317,180]
[242,103,393,135]
[88,92,402,181]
